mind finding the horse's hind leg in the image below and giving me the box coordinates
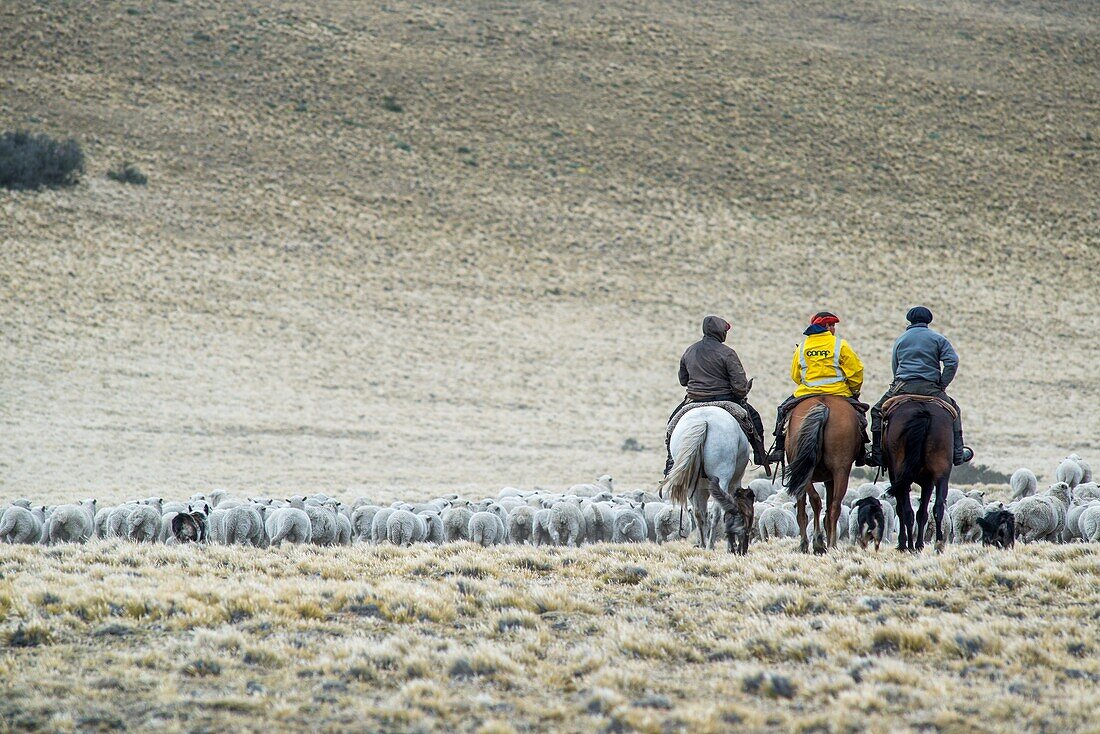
[893,483,912,552]
[915,480,933,552]
[932,474,949,553]
[691,484,708,549]
[796,494,810,554]
[808,487,826,555]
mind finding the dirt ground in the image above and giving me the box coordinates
[2,0,1098,499]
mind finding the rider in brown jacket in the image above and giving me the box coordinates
[664,315,769,475]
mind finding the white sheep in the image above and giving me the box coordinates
[649,504,685,544]
[47,499,97,543]
[419,512,444,544]
[758,504,798,541]
[507,506,536,545]
[569,475,614,497]
[582,502,614,543]
[335,512,353,545]
[126,504,162,542]
[265,508,312,545]
[1079,504,1100,542]
[303,503,339,546]
[1072,482,1100,503]
[532,509,555,546]
[611,505,647,543]
[547,502,585,547]
[442,506,473,543]
[368,507,395,544]
[947,497,983,543]
[351,505,381,541]
[1010,468,1038,500]
[0,505,46,544]
[747,477,779,503]
[386,510,426,546]
[704,501,723,549]
[1066,454,1093,483]
[222,505,267,546]
[1014,483,1071,542]
[1063,500,1096,542]
[468,511,506,546]
[1056,458,1084,489]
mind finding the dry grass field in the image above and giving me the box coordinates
[3,538,1100,733]
[2,0,1100,731]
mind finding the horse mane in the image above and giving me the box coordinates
[785,404,829,502]
[660,419,708,507]
[889,405,933,491]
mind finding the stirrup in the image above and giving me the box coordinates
[954,446,974,466]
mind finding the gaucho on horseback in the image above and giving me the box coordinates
[869,306,973,467]
[767,312,871,465]
[663,315,770,476]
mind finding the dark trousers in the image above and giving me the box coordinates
[665,394,765,468]
[871,379,964,454]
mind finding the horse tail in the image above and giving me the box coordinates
[785,404,830,502]
[891,406,932,490]
[661,419,708,507]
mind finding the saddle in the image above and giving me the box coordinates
[667,400,756,445]
[881,394,958,421]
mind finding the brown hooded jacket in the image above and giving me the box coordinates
[678,315,751,400]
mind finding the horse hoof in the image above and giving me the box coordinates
[799,541,810,554]
[934,540,945,554]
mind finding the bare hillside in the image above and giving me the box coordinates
[1,0,1097,497]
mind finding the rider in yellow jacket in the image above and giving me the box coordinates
[767,312,870,464]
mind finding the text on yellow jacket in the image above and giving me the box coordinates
[790,331,864,398]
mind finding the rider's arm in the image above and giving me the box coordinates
[938,336,959,388]
[891,338,900,379]
[840,340,864,397]
[790,346,801,386]
[678,355,689,387]
[724,351,750,399]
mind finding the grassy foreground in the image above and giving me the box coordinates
[2,541,1098,733]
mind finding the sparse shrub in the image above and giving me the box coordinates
[5,622,53,648]
[106,161,147,186]
[182,659,222,677]
[381,95,403,113]
[0,130,85,190]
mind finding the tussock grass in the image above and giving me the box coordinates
[0,541,1097,731]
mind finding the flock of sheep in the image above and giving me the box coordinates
[2,454,1098,550]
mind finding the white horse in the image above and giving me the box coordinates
[660,406,753,554]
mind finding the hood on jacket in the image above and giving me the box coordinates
[702,315,730,342]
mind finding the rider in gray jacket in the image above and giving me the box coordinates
[869,306,973,466]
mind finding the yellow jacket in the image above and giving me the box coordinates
[790,331,864,398]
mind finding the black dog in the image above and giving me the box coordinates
[853,496,885,551]
[976,509,1014,549]
[170,506,210,544]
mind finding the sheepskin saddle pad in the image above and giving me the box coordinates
[666,401,755,444]
[881,394,958,421]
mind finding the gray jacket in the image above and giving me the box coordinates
[891,324,958,388]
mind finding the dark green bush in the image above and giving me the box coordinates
[0,130,85,190]
[107,161,148,185]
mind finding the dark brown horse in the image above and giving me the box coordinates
[882,399,954,552]
[784,396,863,553]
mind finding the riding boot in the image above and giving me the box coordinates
[766,430,785,465]
[663,445,674,477]
[952,429,974,466]
[868,428,883,468]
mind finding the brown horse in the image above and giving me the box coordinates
[882,400,953,552]
[784,396,863,554]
